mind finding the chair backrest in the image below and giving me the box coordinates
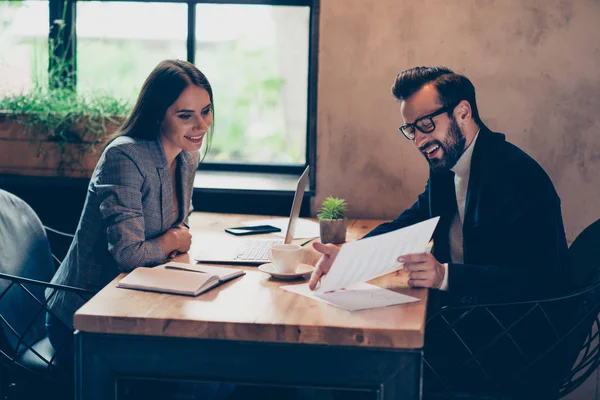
[424,218,600,399]
[557,218,600,397]
[568,218,600,290]
[0,189,56,352]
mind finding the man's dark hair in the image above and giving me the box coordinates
[391,66,482,125]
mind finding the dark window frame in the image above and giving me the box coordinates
[47,0,318,190]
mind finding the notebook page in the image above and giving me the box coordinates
[161,262,245,281]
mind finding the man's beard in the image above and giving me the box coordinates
[424,117,466,172]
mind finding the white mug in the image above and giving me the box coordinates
[269,244,303,273]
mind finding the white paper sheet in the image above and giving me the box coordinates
[242,218,320,239]
[315,217,440,293]
[281,282,420,311]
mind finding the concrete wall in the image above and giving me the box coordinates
[314,0,600,243]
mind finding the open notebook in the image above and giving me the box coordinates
[117,262,245,296]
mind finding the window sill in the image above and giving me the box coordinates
[192,170,313,216]
[0,170,314,220]
[193,170,312,196]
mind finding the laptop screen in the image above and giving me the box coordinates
[284,166,310,244]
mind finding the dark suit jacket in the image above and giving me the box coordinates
[364,127,569,306]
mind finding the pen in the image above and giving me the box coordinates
[182,221,190,229]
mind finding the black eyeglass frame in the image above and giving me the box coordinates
[398,104,457,140]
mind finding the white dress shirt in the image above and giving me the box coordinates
[440,130,480,291]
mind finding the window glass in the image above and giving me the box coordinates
[0,1,49,97]
[76,1,187,104]
[196,4,310,165]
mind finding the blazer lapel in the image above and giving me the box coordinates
[430,169,456,219]
[463,128,492,230]
[429,169,456,263]
[157,166,173,231]
[146,138,172,232]
[177,151,195,223]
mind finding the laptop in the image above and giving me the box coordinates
[195,166,310,265]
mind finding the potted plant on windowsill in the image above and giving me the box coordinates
[317,196,348,245]
[0,17,130,178]
[0,90,128,178]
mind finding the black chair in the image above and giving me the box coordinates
[0,189,94,400]
[423,219,600,400]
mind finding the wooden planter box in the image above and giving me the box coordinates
[0,111,121,178]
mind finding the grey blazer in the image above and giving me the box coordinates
[47,136,199,327]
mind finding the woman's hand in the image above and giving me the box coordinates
[172,225,192,253]
[167,250,178,259]
[158,225,192,258]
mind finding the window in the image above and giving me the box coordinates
[76,2,187,103]
[11,0,318,175]
[0,1,49,97]
[195,4,309,166]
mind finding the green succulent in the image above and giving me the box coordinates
[317,196,348,220]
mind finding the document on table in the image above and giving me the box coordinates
[281,218,438,311]
[315,217,440,293]
[281,282,420,311]
[241,217,320,239]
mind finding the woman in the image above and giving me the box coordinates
[46,59,213,355]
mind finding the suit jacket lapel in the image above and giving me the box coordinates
[177,151,195,223]
[148,138,196,229]
[429,169,456,263]
[463,127,492,230]
[145,138,172,232]
[156,166,172,231]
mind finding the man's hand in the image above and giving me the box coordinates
[308,242,340,290]
[398,252,445,288]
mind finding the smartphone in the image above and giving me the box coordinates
[224,225,281,236]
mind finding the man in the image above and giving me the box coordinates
[309,66,568,306]
[308,66,571,397]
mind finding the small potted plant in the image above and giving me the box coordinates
[317,196,348,244]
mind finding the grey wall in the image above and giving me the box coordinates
[314,0,600,242]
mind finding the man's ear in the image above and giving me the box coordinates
[455,100,472,122]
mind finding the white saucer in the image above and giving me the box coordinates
[258,263,314,280]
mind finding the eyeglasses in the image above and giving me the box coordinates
[398,104,455,141]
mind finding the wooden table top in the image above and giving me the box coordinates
[73,213,428,349]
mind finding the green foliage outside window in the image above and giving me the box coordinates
[0,14,130,173]
[0,1,308,166]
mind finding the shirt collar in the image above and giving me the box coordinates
[451,128,480,178]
